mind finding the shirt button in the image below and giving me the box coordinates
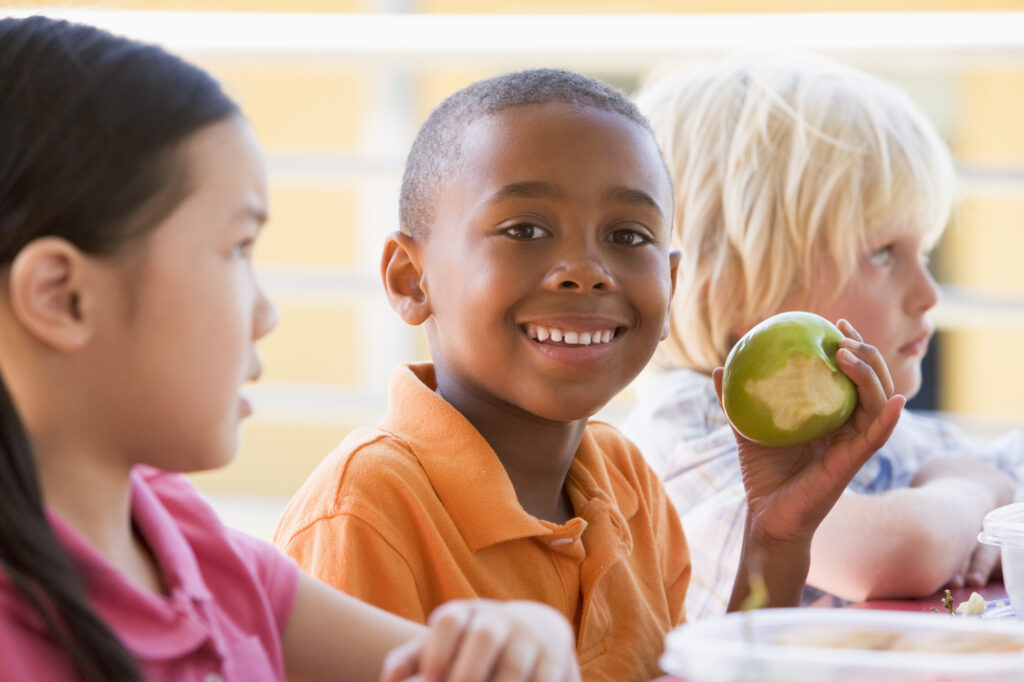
[551,537,574,547]
[204,673,224,682]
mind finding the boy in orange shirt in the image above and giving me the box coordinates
[274,68,904,681]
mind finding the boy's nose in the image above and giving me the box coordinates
[907,260,941,314]
[544,251,613,292]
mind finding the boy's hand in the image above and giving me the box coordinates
[378,599,581,682]
[912,455,1015,589]
[720,319,905,608]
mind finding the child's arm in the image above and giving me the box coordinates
[807,455,1014,602]
[282,572,580,682]
[721,320,905,611]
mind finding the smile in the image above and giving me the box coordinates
[523,324,618,346]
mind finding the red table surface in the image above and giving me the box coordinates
[650,581,1010,682]
[845,580,1008,613]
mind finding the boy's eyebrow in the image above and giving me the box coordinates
[606,187,664,216]
[487,181,562,202]
[487,182,664,216]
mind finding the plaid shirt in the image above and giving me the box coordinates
[621,368,1024,619]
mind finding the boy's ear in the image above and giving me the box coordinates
[8,237,95,352]
[381,231,431,326]
[662,249,683,340]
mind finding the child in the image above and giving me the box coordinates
[274,67,904,681]
[0,15,582,682]
[622,53,1021,620]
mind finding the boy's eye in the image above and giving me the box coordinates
[609,227,652,247]
[500,223,548,241]
[868,245,893,266]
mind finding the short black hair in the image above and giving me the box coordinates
[399,68,656,237]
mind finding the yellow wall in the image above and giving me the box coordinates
[941,70,1024,418]
[16,1,1022,499]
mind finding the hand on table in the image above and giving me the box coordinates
[379,599,581,682]
[911,455,1014,589]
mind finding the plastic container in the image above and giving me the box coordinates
[979,501,1024,623]
[660,608,1024,682]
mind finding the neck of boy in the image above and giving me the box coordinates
[35,445,165,595]
[435,376,584,525]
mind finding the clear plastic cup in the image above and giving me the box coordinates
[978,501,1024,623]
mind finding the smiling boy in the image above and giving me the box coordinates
[274,69,903,681]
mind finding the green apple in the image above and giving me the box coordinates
[722,311,857,447]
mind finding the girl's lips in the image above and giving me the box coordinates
[238,395,253,418]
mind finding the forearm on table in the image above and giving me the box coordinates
[806,482,1000,602]
[283,572,424,682]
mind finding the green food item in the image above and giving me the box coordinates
[723,311,858,447]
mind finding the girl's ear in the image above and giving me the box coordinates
[8,237,95,352]
[381,231,431,326]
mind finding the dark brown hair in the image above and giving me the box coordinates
[0,15,239,680]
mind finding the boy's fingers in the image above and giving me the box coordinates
[859,394,905,454]
[712,367,724,406]
[966,543,1001,587]
[838,337,894,399]
[836,348,888,416]
[825,394,903,483]
[837,318,864,343]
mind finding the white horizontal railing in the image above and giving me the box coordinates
[9,6,1024,432]
[5,9,1024,70]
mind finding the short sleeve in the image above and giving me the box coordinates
[225,528,300,632]
[277,512,427,623]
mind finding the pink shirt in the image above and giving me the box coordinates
[0,466,298,681]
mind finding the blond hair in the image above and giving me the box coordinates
[637,54,956,374]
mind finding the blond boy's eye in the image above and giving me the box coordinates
[868,245,893,266]
[500,224,547,240]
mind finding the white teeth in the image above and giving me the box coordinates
[525,325,617,346]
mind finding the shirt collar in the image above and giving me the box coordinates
[27,469,213,658]
[380,363,638,550]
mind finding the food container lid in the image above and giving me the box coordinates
[979,502,1024,547]
[661,608,1024,681]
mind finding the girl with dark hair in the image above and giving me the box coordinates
[0,15,579,682]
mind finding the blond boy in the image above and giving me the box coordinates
[624,54,1020,619]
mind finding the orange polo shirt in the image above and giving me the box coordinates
[274,363,690,682]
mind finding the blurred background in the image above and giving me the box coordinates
[6,0,1024,539]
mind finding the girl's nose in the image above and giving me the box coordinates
[253,285,278,340]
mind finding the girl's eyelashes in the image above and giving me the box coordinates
[499,223,548,241]
[232,238,256,259]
